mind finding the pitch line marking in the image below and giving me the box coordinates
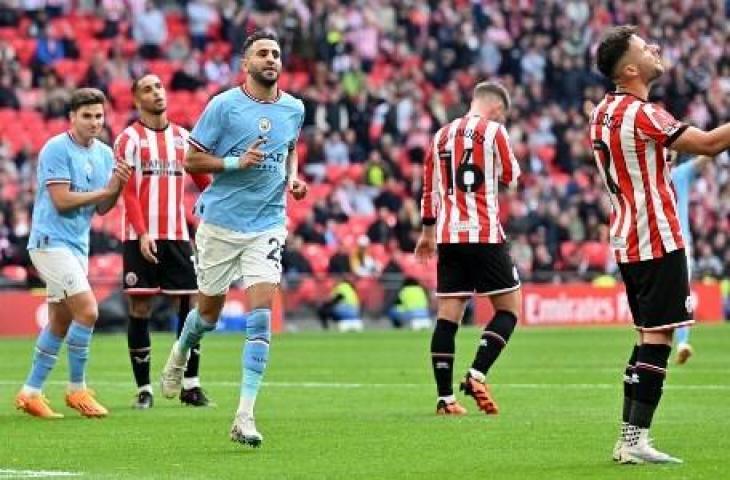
[0,380,728,391]
[0,470,81,478]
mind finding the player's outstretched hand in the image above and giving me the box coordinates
[239,137,266,169]
[289,178,308,200]
[139,233,159,264]
[415,232,436,262]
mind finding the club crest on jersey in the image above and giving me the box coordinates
[174,137,185,149]
[258,117,272,134]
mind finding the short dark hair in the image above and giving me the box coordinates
[69,87,106,112]
[130,73,157,95]
[473,81,511,111]
[242,29,279,56]
[596,25,637,79]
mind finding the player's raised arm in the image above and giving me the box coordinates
[670,124,730,156]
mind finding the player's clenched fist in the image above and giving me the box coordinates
[239,137,266,169]
[415,230,436,262]
[288,178,308,200]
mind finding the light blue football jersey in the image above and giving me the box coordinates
[28,133,114,258]
[671,158,695,248]
[188,86,305,234]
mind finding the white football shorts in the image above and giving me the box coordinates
[194,222,286,296]
[29,248,91,303]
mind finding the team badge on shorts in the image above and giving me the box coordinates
[125,272,138,287]
[685,295,695,313]
[258,117,272,134]
[63,273,77,290]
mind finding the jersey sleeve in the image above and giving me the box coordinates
[494,125,520,188]
[420,134,438,226]
[189,95,223,153]
[114,130,138,168]
[39,139,71,185]
[636,104,688,147]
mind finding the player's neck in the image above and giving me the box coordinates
[139,112,169,131]
[243,78,279,103]
[68,129,94,148]
[615,80,649,102]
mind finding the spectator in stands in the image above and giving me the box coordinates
[0,0,20,27]
[393,198,419,252]
[294,211,326,245]
[99,0,125,38]
[133,0,167,59]
[363,149,390,188]
[0,73,19,109]
[327,242,351,275]
[83,52,112,96]
[367,207,392,245]
[303,130,327,183]
[170,53,205,91]
[350,235,379,278]
[34,25,65,68]
[186,0,218,52]
[373,177,402,213]
[696,241,724,279]
[282,235,313,285]
[324,131,349,166]
[203,52,232,87]
[39,72,70,119]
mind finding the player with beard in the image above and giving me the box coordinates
[160,30,307,447]
[114,74,212,409]
[592,26,730,464]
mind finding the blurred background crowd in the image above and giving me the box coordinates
[0,0,727,319]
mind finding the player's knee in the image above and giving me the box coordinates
[128,297,152,318]
[75,303,99,325]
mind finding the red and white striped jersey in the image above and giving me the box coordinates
[420,114,520,244]
[589,93,688,263]
[114,121,201,241]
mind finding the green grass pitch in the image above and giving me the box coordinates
[1,324,729,479]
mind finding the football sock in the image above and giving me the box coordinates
[470,310,517,377]
[629,343,671,429]
[177,296,201,381]
[675,326,690,345]
[622,344,639,423]
[238,309,271,417]
[23,327,63,394]
[66,321,93,391]
[431,319,458,398]
[127,315,151,389]
[177,308,215,356]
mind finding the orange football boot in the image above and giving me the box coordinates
[436,399,468,415]
[460,375,499,414]
[65,389,108,418]
[15,391,63,419]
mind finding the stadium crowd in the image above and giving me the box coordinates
[0,0,727,304]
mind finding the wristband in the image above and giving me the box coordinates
[223,156,239,170]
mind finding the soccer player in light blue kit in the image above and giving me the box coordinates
[671,154,713,365]
[15,88,132,418]
[161,30,307,447]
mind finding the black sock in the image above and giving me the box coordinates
[470,310,517,377]
[128,315,151,388]
[629,343,671,429]
[430,319,458,398]
[622,345,639,423]
[177,296,200,381]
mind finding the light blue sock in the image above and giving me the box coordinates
[675,326,690,345]
[239,309,271,416]
[24,328,63,391]
[66,322,93,388]
[178,308,216,355]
